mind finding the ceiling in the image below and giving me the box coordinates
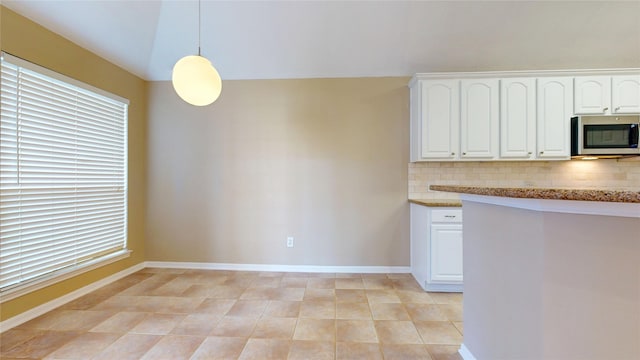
[4,0,640,81]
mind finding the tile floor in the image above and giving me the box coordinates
[0,268,463,359]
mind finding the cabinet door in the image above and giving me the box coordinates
[537,77,572,159]
[500,78,536,159]
[429,223,463,284]
[461,79,499,159]
[612,75,640,114]
[574,76,611,115]
[420,80,460,160]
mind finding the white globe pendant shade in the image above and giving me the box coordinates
[172,55,222,106]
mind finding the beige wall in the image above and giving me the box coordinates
[146,78,410,266]
[0,7,147,321]
[410,158,640,199]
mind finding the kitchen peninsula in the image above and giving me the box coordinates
[430,185,640,360]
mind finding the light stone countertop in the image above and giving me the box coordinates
[408,199,462,207]
[430,185,640,203]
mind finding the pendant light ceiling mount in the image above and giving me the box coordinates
[172,0,222,107]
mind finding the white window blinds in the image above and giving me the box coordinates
[0,53,128,294]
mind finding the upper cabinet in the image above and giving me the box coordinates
[500,78,536,159]
[575,75,640,115]
[410,80,459,161]
[410,69,640,162]
[612,75,640,114]
[537,77,572,159]
[460,79,499,159]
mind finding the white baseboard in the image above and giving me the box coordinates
[459,344,477,360]
[0,262,145,333]
[144,261,411,274]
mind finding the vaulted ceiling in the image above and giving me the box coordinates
[4,0,640,81]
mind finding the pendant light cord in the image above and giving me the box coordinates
[198,0,201,56]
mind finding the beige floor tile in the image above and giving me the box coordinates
[226,300,269,318]
[381,343,433,360]
[414,321,463,345]
[335,289,368,303]
[363,278,395,290]
[149,280,194,296]
[307,278,336,289]
[288,340,335,360]
[303,288,335,301]
[299,301,336,319]
[195,298,236,315]
[210,316,257,337]
[207,285,247,299]
[190,336,247,360]
[240,287,280,300]
[171,313,222,336]
[17,311,68,330]
[238,338,291,360]
[334,273,362,279]
[251,318,297,339]
[336,320,379,343]
[405,303,449,321]
[374,320,423,344]
[391,279,424,291]
[251,276,282,288]
[47,310,114,331]
[0,329,42,353]
[270,287,306,301]
[90,311,148,333]
[335,278,365,289]
[293,319,335,342]
[181,284,212,297]
[139,334,204,359]
[453,321,463,335]
[1,330,81,359]
[92,334,161,360]
[396,290,435,304]
[336,302,372,320]
[129,313,185,335]
[427,292,463,305]
[44,332,119,359]
[370,303,411,320]
[280,277,308,288]
[366,289,402,304]
[263,300,301,318]
[425,344,464,360]
[336,342,383,360]
[259,271,285,278]
[438,304,463,322]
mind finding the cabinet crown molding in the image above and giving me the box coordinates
[409,68,640,87]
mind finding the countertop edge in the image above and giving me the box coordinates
[408,199,462,207]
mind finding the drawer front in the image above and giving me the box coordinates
[431,209,463,223]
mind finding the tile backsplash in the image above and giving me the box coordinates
[409,158,640,199]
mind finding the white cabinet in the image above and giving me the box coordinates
[410,80,459,161]
[537,77,572,159]
[460,79,499,159]
[410,203,463,292]
[500,78,536,159]
[612,75,640,114]
[575,75,640,115]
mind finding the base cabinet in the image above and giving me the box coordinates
[410,203,463,292]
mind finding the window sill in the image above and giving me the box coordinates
[0,249,132,303]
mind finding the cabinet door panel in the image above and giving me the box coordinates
[612,75,640,114]
[501,78,536,159]
[537,77,572,159]
[574,76,611,115]
[429,223,463,283]
[461,79,499,159]
[420,80,460,159]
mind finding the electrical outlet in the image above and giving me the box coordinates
[286,236,294,248]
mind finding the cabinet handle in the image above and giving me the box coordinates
[540,151,544,155]
[615,106,621,111]
[462,152,467,155]
[528,152,532,155]
[444,215,457,218]
[451,152,455,156]
[603,107,609,112]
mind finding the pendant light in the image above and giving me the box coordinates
[172,0,222,106]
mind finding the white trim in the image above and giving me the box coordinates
[460,194,640,218]
[0,250,132,303]
[0,262,144,333]
[459,344,478,360]
[144,261,411,274]
[409,68,640,86]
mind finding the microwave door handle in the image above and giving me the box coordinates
[630,125,639,148]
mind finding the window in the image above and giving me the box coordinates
[0,52,129,299]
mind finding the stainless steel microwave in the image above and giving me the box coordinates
[571,115,640,156]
